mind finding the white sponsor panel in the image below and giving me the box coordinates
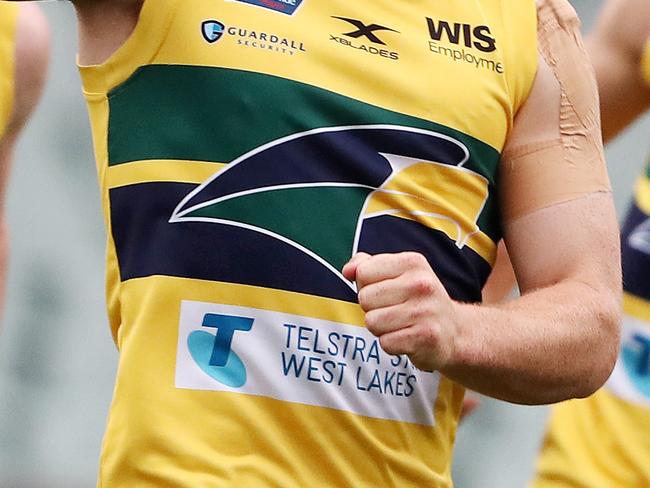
[605,315,650,407]
[176,300,440,425]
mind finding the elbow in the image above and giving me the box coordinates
[573,293,621,399]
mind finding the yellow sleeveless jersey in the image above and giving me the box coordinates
[532,40,650,488]
[0,2,18,140]
[79,0,537,485]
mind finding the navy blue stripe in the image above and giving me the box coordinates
[180,127,467,213]
[621,202,650,301]
[110,182,490,303]
[359,215,490,303]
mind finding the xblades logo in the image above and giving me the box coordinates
[330,16,399,60]
[187,313,254,387]
[332,16,398,45]
[426,18,496,52]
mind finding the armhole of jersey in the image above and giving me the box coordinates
[498,0,538,125]
[79,0,181,97]
[0,3,19,140]
[641,38,650,89]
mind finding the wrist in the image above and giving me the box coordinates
[440,301,483,376]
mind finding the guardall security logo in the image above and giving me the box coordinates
[201,19,307,55]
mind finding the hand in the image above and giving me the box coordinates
[342,252,458,372]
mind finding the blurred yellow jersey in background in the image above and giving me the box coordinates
[0,2,17,139]
[532,40,650,488]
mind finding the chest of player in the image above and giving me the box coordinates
[151,0,512,156]
[102,0,519,304]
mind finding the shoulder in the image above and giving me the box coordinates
[8,3,50,135]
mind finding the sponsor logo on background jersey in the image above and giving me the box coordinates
[230,0,304,16]
[606,317,650,406]
[622,332,650,398]
[176,300,440,424]
[201,19,307,54]
[425,17,503,73]
[628,217,650,255]
[330,16,399,61]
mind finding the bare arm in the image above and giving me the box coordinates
[343,2,620,405]
[72,0,143,66]
[8,0,142,66]
[588,0,650,142]
[481,0,650,316]
[0,4,50,312]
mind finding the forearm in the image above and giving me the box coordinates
[444,279,620,405]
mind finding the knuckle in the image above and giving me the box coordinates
[407,304,425,323]
[410,276,435,295]
[401,340,418,358]
[365,310,381,333]
[402,252,424,267]
[419,323,440,348]
[379,334,399,355]
[357,288,372,311]
[355,260,371,283]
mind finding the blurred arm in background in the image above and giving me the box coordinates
[588,0,650,142]
[0,3,50,316]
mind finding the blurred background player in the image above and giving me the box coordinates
[532,0,650,486]
[0,2,49,313]
[8,0,620,486]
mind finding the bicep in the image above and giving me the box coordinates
[503,194,619,294]
[500,1,619,292]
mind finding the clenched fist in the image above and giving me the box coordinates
[342,252,459,373]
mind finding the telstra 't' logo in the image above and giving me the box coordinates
[188,313,254,387]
